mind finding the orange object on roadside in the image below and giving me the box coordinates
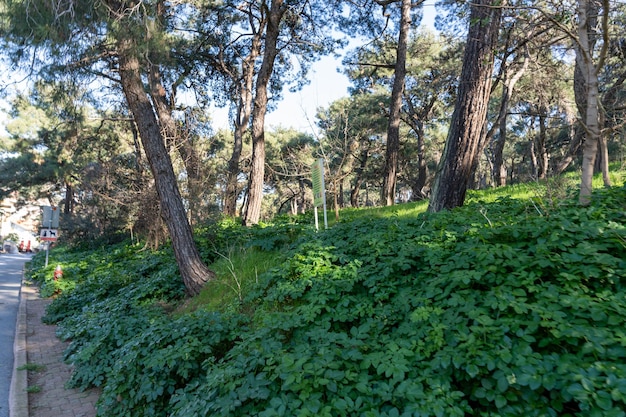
[53,265,63,281]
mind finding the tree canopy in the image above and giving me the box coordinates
[0,0,624,248]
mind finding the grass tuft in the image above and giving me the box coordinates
[18,363,46,372]
[179,247,282,314]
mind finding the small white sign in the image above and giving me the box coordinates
[310,158,328,230]
[40,229,59,241]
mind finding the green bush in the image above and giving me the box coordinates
[33,185,626,417]
[50,261,186,391]
[171,188,626,417]
[97,310,243,417]
[40,243,185,323]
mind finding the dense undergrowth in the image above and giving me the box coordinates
[28,183,626,417]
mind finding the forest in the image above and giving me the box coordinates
[1,0,625,294]
[3,1,626,415]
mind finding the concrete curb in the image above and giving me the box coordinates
[9,269,29,417]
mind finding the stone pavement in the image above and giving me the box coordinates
[13,282,100,417]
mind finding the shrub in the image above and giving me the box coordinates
[171,188,626,417]
[96,310,242,417]
[34,185,626,417]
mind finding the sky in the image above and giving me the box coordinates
[211,0,439,135]
[208,47,352,135]
[265,53,349,134]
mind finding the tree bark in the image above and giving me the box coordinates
[333,179,340,220]
[350,148,369,207]
[491,52,528,186]
[381,0,411,206]
[225,29,263,217]
[536,106,549,179]
[598,135,611,186]
[117,38,214,296]
[243,0,287,226]
[413,122,427,199]
[404,91,438,200]
[577,0,609,204]
[148,63,203,224]
[529,134,539,180]
[554,105,583,175]
[428,0,502,212]
[492,108,509,187]
[64,181,74,214]
[177,119,204,224]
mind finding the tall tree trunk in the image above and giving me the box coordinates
[178,118,204,224]
[404,117,428,199]
[404,94,438,200]
[225,31,263,217]
[598,70,626,186]
[598,135,611,186]
[491,52,529,186]
[428,0,502,212]
[554,106,583,175]
[333,179,340,220]
[64,181,73,214]
[493,113,508,186]
[536,107,549,179]
[351,148,369,207]
[118,38,214,296]
[381,0,411,206]
[148,63,203,224]
[529,135,539,180]
[243,0,287,226]
[338,179,345,208]
[224,124,244,217]
[298,178,306,214]
[577,0,609,204]
[414,123,427,199]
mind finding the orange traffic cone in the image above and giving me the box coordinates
[53,265,63,281]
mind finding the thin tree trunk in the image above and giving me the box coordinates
[598,135,611,186]
[338,179,345,208]
[577,5,599,204]
[298,178,306,214]
[577,0,609,204]
[404,95,437,200]
[404,117,428,199]
[351,148,369,207]
[177,117,203,224]
[536,107,549,179]
[333,179,340,220]
[554,108,583,175]
[414,124,427,199]
[491,52,529,186]
[64,181,73,214]
[225,31,263,217]
[382,0,411,206]
[428,0,502,212]
[118,38,214,296]
[148,63,203,224]
[224,112,245,217]
[493,113,508,186]
[529,135,539,180]
[243,0,286,226]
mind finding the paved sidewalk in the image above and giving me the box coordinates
[15,283,100,417]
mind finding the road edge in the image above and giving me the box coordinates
[9,267,29,417]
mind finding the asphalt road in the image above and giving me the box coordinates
[0,253,31,417]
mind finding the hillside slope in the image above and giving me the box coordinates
[31,185,626,417]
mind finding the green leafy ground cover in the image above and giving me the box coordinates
[29,183,626,417]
